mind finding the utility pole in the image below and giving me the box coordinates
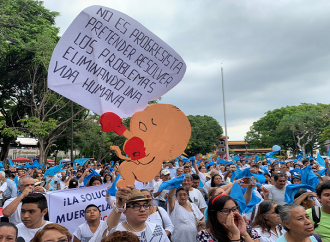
[221,67,230,160]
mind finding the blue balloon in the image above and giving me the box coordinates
[272,145,281,151]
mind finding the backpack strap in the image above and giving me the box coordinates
[312,206,321,229]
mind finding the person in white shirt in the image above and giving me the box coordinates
[182,174,207,214]
[3,176,45,225]
[0,171,8,206]
[153,169,171,211]
[263,173,287,205]
[251,200,286,242]
[16,193,52,242]
[106,187,170,242]
[73,204,106,242]
[203,170,220,194]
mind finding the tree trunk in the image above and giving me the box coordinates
[38,139,46,165]
[0,137,14,166]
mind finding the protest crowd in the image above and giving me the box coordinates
[0,153,330,242]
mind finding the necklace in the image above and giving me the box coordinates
[125,220,146,233]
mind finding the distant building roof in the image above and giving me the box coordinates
[228,141,248,145]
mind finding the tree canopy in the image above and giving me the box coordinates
[0,0,60,162]
[245,103,330,155]
[185,115,223,156]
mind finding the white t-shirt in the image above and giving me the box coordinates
[254,226,286,242]
[109,221,169,242]
[17,221,52,242]
[0,181,8,199]
[189,188,207,210]
[3,197,22,225]
[95,169,102,174]
[203,180,211,193]
[146,207,174,234]
[73,221,106,242]
[154,182,169,202]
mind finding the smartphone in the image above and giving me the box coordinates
[54,181,58,185]
[243,177,254,184]
[72,171,77,176]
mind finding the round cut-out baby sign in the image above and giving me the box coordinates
[48,6,186,117]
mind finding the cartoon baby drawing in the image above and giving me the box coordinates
[99,104,191,187]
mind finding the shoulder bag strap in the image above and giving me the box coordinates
[156,207,165,229]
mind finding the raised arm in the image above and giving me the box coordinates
[168,188,176,215]
[293,192,317,205]
[106,186,134,232]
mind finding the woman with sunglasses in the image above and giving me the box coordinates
[168,186,205,242]
[197,194,260,242]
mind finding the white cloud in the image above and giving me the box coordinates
[43,0,330,141]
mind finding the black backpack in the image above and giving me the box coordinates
[312,206,321,228]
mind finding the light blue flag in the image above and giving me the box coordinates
[74,158,89,167]
[182,158,189,163]
[290,168,302,176]
[8,158,15,168]
[233,155,240,162]
[229,183,246,214]
[199,180,204,188]
[83,169,99,186]
[14,175,18,186]
[0,161,3,169]
[328,148,330,157]
[245,191,262,213]
[300,150,304,154]
[189,156,195,161]
[316,153,325,167]
[230,171,236,183]
[318,168,328,176]
[301,165,320,188]
[24,164,34,169]
[235,168,251,180]
[157,175,186,193]
[261,165,269,174]
[296,154,303,159]
[284,184,315,203]
[32,161,40,168]
[251,173,266,184]
[108,174,121,196]
[44,164,64,177]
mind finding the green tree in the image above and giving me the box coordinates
[185,115,223,156]
[19,31,92,164]
[74,116,128,163]
[245,103,330,155]
[0,0,59,162]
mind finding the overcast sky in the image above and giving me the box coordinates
[43,0,330,141]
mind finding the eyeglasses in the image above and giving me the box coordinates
[177,194,188,197]
[218,206,239,215]
[127,204,151,211]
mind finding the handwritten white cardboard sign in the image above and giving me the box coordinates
[48,5,186,118]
